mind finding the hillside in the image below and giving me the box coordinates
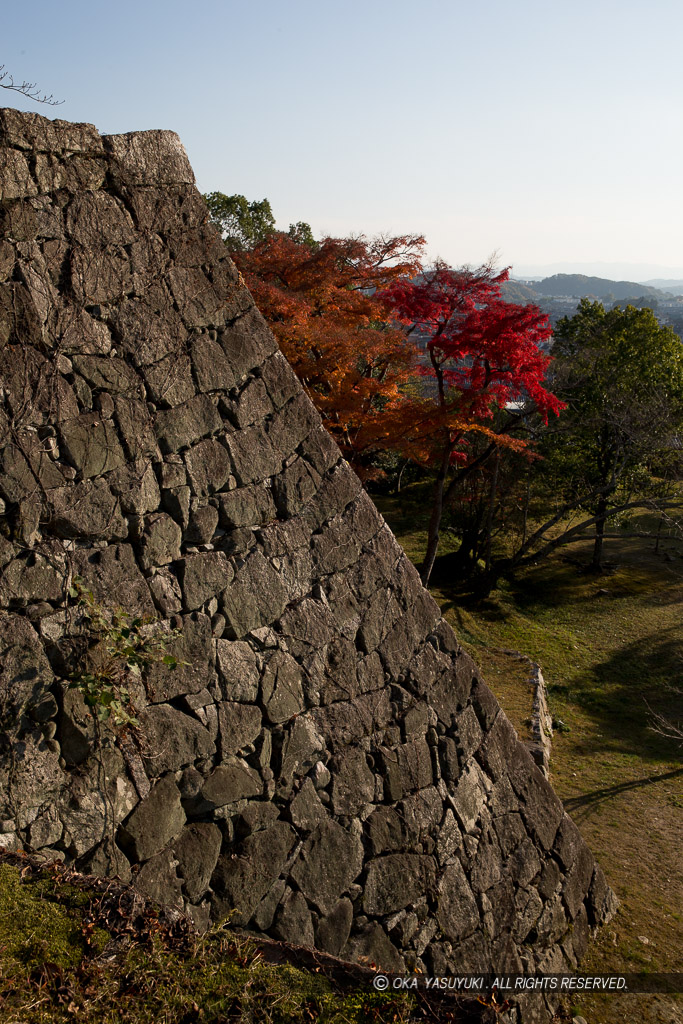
[499,279,541,303]
[531,274,665,300]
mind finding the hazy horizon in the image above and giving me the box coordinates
[511,262,683,284]
[3,0,683,274]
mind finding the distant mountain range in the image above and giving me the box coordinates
[505,273,683,301]
[501,273,683,336]
[512,261,683,281]
[642,279,683,293]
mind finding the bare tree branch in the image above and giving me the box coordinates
[0,65,63,106]
[511,498,683,571]
[645,689,683,747]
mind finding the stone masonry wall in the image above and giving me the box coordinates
[0,109,616,1023]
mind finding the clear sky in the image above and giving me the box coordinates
[3,0,683,280]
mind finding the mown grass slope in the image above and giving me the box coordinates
[0,856,433,1024]
[376,488,683,1024]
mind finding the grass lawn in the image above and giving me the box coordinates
[0,856,424,1024]
[2,484,680,1024]
[375,488,683,1024]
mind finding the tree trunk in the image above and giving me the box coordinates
[450,526,479,574]
[473,556,512,599]
[396,459,409,494]
[591,494,608,570]
[421,445,451,587]
[521,474,530,549]
[484,451,500,572]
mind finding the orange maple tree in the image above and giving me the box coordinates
[221,202,564,588]
[233,231,425,475]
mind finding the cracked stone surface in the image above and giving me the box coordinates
[0,107,616,1024]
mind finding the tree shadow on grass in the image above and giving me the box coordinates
[563,767,683,823]
[503,558,674,613]
[439,594,512,625]
[559,625,683,763]
[643,575,683,607]
[429,549,683,761]
[432,554,597,615]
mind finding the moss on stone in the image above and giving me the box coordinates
[0,859,423,1023]
[0,862,109,970]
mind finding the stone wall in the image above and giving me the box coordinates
[0,109,616,1023]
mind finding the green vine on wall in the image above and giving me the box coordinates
[67,578,186,729]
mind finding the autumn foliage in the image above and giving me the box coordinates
[211,188,565,583]
[379,261,561,582]
[233,231,425,474]
[380,261,560,464]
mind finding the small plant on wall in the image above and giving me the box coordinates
[67,577,185,730]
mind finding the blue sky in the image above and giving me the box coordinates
[4,0,683,279]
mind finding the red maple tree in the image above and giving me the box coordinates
[380,261,562,584]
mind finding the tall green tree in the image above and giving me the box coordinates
[286,220,319,250]
[204,193,277,252]
[546,300,683,568]
[475,299,683,586]
[204,192,318,254]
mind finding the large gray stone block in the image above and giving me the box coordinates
[119,776,186,863]
[363,853,437,915]
[290,819,363,915]
[211,822,296,926]
[138,704,216,775]
[173,822,222,903]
